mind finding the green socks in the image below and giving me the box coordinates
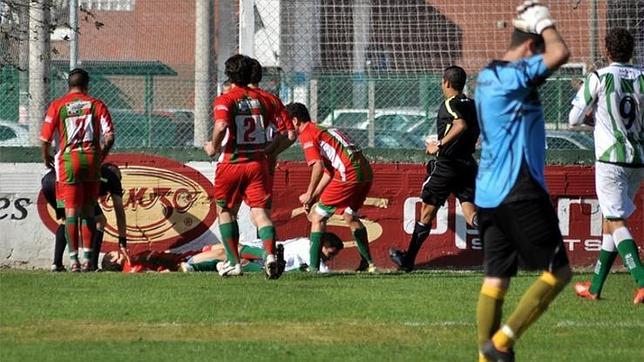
[258,226,276,255]
[219,221,240,264]
[309,231,323,270]
[589,234,618,296]
[353,227,372,263]
[613,227,644,288]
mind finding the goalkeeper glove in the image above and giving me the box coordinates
[512,0,555,34]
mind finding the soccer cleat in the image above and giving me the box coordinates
[179,262,194,273]
[481,340,515,362]
[367,263,377,273]
[264,254,281,279]
[217,261,242,277]
[633,288,644,304]
[50,264,66,272]
[574,281,598,301]
[355,257,370,272]
[388,248,413,272]
[276,244,286,276]
[70,262,81,273]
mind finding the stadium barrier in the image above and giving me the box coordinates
[0,153,641,270]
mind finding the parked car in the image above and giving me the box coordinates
[0,120,29,147]
[321,108,437,133]
[546,130,594,150]
[331,127,425,150]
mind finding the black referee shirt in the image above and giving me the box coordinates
[436,93,479,160]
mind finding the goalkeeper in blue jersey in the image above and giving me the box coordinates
[473,1,572,361]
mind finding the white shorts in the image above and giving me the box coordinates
[595,162,643,219]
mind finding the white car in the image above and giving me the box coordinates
[0,120,30,147]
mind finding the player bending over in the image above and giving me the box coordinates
[389,65,479,272]
[474,2,572,361]
[204,55,285,278]
[569,27,644,304]
[285,102,376,273]
[42,163,128,271]
[180,233,344,274]
[40,68,114,271]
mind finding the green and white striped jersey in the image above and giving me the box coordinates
[569,63,644,165]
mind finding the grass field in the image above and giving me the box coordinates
[1,271,642,361]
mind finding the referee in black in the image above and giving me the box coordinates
[42,163,129,271]
[389,65,479,272]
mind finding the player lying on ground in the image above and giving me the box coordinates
[389,65,479,272]
[569,27,644,304]
[204,55,288,278]
[42,163,129,271]
[474,1,572,361]
[285,103,376,273]
[101,233,344,273]
[40,68,115,272]
[180,233,344,273]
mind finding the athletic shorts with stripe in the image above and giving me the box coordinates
[420,156,477,207]
[214,160,272,209]
[316,180,372,218]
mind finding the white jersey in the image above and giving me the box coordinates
[569,63,644,165]
[241,238,329,273]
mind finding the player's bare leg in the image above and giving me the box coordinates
[461,201,478,228]
[343,211,375,272]
[251,207,280,279]
[389,202,438,272]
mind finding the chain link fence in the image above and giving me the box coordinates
[1,0,642,157]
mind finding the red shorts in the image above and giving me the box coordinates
[316,180,372,217]
[59,181,100,209]
[214,161,271,209]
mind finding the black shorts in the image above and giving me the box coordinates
[478,195,569,278]
[420,157,477,206]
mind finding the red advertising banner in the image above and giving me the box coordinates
[37,155,643,270]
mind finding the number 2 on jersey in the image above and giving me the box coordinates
[235,115,266,145]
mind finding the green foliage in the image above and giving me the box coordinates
[0,271,641,361]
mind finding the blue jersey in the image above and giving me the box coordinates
[474,55,551,208]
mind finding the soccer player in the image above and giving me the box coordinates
[204,54,283,278]
[388,65,479,272]
[41,163,128,271]
[474,2,572,361]
[247,57,297,187]
[285,102,376,273]
[180,233,344,274]
[40,68,114,272]
[569,28,644,304]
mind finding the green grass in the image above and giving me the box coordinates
[0,271,642,361]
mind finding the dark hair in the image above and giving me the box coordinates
[225,54,253,86]
[606,28,633,63]
[509,29,544,52]
[101,254,123,271]
[443,66,467,92]
[248,58,263,85]
[68,68,90,89]
[102,162,121,180]
[322,232,344,250]
[285,102,311,122]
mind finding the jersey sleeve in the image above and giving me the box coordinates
[213,96,232,125]
[518,54,551,87]
[446,98,466,120]
[96,101,114,135]
[273,98,293,133]
[299,132,322,165]
[569,72,600,126]
[40,101,59,143]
